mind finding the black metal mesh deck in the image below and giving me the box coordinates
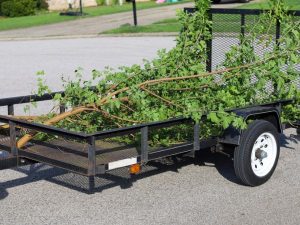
[0,133,139,175]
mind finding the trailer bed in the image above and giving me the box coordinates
[0,134,141,175]
[0,98,296,192]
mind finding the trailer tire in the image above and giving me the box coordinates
[234,120,280,186]
[213,0,221,3]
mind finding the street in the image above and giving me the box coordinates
[0,37,175,115]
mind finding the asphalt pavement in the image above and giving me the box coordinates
[0,36,299,225]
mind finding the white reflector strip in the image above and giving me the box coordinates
[108,157,137,170]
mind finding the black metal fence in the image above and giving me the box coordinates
[210,9,300,73]
[185,8,300,72]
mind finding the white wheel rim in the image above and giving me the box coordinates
[251,132,277,177]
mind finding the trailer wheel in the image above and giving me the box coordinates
[234,120,280,186]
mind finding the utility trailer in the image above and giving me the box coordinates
[1,8,299,193]
[0,92,297,192]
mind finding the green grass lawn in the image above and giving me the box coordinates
[238,0,300,10]
[0,0,191,31]
[102,18,181,34]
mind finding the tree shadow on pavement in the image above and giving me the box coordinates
[282,132,300,147]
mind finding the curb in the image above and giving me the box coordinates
[0,32,178,41]
[99,32,178,37]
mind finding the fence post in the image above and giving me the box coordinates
[79,0,83,15]
[276,18,280,46]
[206,13,213,72]
[241,13,245,38]
[132,0,137,26]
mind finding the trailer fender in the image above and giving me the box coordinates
[218,110,282,146]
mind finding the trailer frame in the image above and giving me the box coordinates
[0,90,295,191]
